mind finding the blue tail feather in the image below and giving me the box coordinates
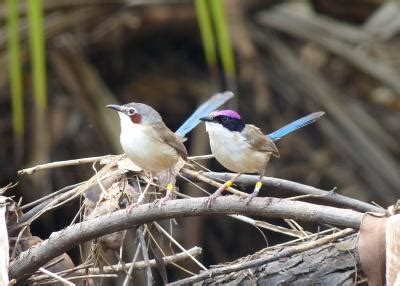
[175,91,234,138]
[267,111,325,141]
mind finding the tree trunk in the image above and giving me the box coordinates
[198,234,361,285]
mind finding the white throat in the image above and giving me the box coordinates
[117,112,179,174]
[204,122,268,173]
[118,113,136,134]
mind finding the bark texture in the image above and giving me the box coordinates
[197,234,361,285]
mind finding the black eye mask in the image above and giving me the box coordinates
[214,115,245,132]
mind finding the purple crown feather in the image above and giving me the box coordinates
[210,109,241,119]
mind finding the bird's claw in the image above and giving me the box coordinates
[151,199,164,209]
[327,187,338,196]
[242,182,262,205]
[205,193,219,208]
[244,196,253,205]
[205,186,226,208]
[242,193,257,205]
[152,194,173,209]
[127,203,139,214]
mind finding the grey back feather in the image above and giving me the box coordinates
[242,124,280,157]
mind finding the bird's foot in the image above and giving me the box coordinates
[205,183,228,207]
[152,191,173,209]
[152,197,170,208]
[127,202,139,214]
[327,186,338,196]
[243,181,262,205]
[205,192,220,208]
[244,193,257,205]
[205,180,233,208]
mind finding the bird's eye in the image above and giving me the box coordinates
[127,108,136,115]
[221,116,228,122]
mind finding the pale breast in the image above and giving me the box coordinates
[120,124,179,174]
[206,123,269,173]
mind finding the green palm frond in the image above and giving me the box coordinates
[195,0,217,67]
[209,0,235,76]
[195,0,236,78]
[28,0,47,111]
[6,0,24,138]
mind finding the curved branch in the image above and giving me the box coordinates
[200,171,383,213]
[9,196,363,281]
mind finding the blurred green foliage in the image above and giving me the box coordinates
[6,0,24,138]
[7,0,47,144]
[194,0,217,67]
[28,0,47,111]
[195,0,236,79]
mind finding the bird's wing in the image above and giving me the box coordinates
[267,111,325,141]
[152,122,188,161]
[174,91,234,138]
[242,124,280,157]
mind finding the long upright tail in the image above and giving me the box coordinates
[267,111,325,141]
[175,91,234,138]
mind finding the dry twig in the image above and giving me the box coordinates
[35,246,201,279]
[200,171,382,213]
[9,196,363,280]
[137,226,152,285]
[38,267,74,286]
[18,155,115,175]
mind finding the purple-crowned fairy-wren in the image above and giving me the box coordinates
[200,110,325,205]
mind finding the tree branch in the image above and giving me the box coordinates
[200,171,383,213]
[169,228,355,285]
[9,196,363,281]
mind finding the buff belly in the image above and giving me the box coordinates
[207,123,270,174]
[120,124,178,174]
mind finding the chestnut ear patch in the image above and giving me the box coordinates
[130,113,142,124]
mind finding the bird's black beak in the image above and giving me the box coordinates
[199,116,214,122]
[106,104,123,112]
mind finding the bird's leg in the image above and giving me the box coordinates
[206,173,242,207]
[245,169,265,205]
[127,175,153,213]
[164,183,174,201]
[153,183,174,208]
